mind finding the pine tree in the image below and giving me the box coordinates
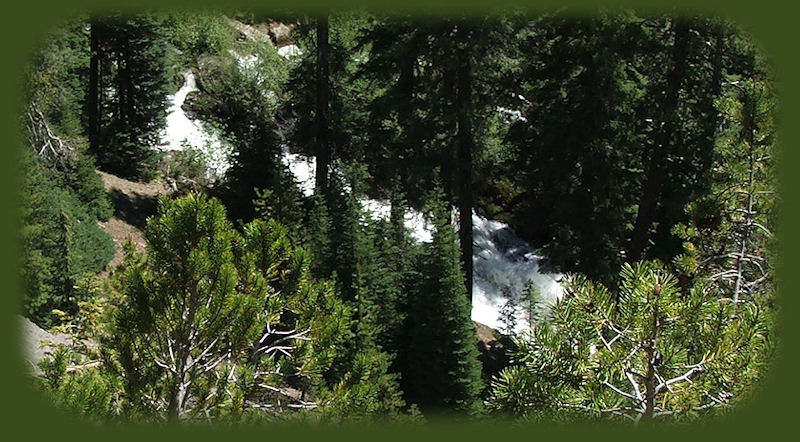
[108,194,352,420]
[489,261,771,422]
[673,78,777,305]
[285,12,373,193]
[20,148,113,326]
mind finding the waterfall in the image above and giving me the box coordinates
[159,70,231,180]
[161,61,563,335]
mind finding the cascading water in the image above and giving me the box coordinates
[161,51,562,335]
[471,215,562,333]
[159,70,231,179]
[279,150,563,332]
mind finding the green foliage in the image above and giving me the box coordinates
[103,193,406,420]
[317,349,406,422]
[365,187,417,357]
[90,14,174,179]
[403,189,483,415]
[199,39,297,223]
[673,78,777,304]
[26,17,89,139]
[107,193,271,418]
[24,11,778,424]
[165,12,235,64]
[37,347,124,423]
[20,149,113,327]
[62,148,113,220]
[158,144,215,190]
[489,261,772,422]
[286,12,376,170]
[25,17,112,219]
[498,287,519,336]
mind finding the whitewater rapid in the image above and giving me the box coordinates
[280,151,563,333]
[159,70,232,180]
[160,51,563,335]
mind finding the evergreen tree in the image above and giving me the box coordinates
[627,18,691,262]
[285,11,374,193]
[497,13,649,285]
[673,78,777,305]
[368,183,416,358]
[355,15,426,202]
[489,261,771,422]
[20,148,113,326]
[193,33,298,224]
[107,193,354,420]
[88,14,173,179]
[404,188,483,415]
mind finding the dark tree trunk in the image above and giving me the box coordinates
[88,21,101,155]
[697,24,725,187]
[116,47,128,129]
[315,16,330,194]
[643,285,660,420]
[397,32,416,181]
[456,26,474,302]
[118,35,135,131]
[627,20,689,262]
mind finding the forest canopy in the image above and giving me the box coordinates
[18,8,778,426]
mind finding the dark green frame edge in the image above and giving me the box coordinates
[1,0,795,440]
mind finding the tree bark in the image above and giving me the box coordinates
[456,25,474,302]
[116,45,128,129]
[397,31,416,181]
[733,90,758,303]
[627,19,689,262]
[88,20,101,155]
[697,24,725,188]
[315,16,330,194]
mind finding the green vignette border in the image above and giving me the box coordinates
[0,0,795,439]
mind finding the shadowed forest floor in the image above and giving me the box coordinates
[96,171,172,276]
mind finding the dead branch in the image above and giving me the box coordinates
[65,360,103,373]
[26,102,75,165]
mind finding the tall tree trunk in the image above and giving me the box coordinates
[627,20,689,262]
[642,284,661,420]
[116,47,128,130]
[697,24,725,188]
[119,34,135,132]
[456,25,474,302]
[733,90,758,303]
[397,31,416,182]
[315,16,330,194]
[88,21,101,155]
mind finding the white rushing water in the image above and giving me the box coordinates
[471,215,562,333]
[277,44,302,59]
[161,54,562,335]
[276,151,562,332]
[159,70,231,179]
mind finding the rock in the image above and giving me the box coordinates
[269,22,293,46]
[18,316,73,376]
[474,321,515,382]
[223,16,273,46]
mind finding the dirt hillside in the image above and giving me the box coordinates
[96,171,173,276]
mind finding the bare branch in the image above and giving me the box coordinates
[603,381,640,403]
[65,361,103,373]
[625,371,644,404]
[656,364,705,394]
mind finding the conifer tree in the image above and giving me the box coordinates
[20,148,113,326]
[88,14,172,179]
[490,261,771,422]
[108,194,353,420]
[404,188,483,415]
[673,78,777,304]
